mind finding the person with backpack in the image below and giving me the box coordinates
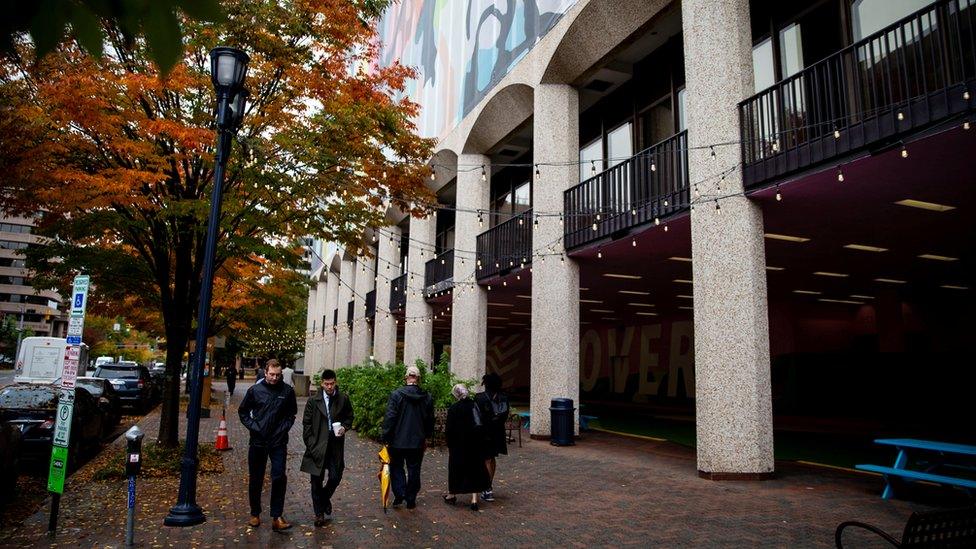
[381,365,434,509]
[474,372,509,502]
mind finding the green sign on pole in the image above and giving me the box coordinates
[47,445,68,494]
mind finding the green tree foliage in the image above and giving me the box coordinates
[331,353,475,440]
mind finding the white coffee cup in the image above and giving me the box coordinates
[332,421,343,436]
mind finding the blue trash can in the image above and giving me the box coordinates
[549,398,575,446]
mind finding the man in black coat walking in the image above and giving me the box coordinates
[301,369,353,526]
[381,365,434,509]
[238,359,297,531]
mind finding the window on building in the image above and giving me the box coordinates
[753,37,776,91]
[607,122,633,167]
[0,240,29,250]
[851,0,932,41]
[513,181,531,215]
[0,223,32,234]
[579,138,603,182]
[676,87,687,132]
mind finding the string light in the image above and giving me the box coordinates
[715,199,720,211]
[535,164,540,178]
[597,248,602,259]
[837,168,845,182]
[775,185,782,202]
[481,165,487,181]
[964,120,971,130]
[591,160,596,174]
[631,238,636,247]
[900,145,908,158]
[833,128,840,139]
[897,111,904,121]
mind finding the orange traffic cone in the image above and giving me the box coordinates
[215,411,232,451]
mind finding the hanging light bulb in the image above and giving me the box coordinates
[775,186,782,202]
[535,164,540,178]
[964,120,971,130]
[833,128,840,139]
[533,216,539,227]
[592,223,598,231]
[597,248,602,259]
[487,285,491,291]
[519,217,523,226]
[663,224,669,232]
[837,168,845,182]
[631,238,637,247]
[900,145,908,158]
[650,161,656,172]
[663,199,669,207]
[631,208,636,216]
[897,111,904,121]
[591,160,596,174]
[481,165,487,181]
[715,199,720,211]
[654,217,660,226]
[965,90,971,100]
[382,170,387,179]
[430,170,436,181]
[709,146,716,158]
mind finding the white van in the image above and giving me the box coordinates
[14,337,89,384]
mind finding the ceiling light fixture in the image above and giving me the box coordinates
[619,290,651,295]
[668,257,692,263]
[894,199,955,212]
[764,233,810,242]
[918,254,959,262]
[627,303,655,307]
[845,244,888,252]
[793,290,822,295]
[940,284,969,290]
[818,298,865,305]
[874,278,907,284]
[602,273,642,280]
[635,312,659,316]
[813,271,849,278]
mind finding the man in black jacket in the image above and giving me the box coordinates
[300,369,353,526]
[381,365,434,509]
[238,359,297,531]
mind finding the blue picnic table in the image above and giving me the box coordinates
[856,438,976,499]
[512,410,599,431]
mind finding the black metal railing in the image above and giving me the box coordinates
[346,300,353,327]
[740,0,976,186]
[365,289,376,319]
[476,209,533,280]
[564,131,688,250]
[390,273,407,311]
[424,249,454,290]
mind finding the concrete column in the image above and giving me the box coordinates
[374,225,402,364]
[304,286,317,370]
[311,278,328,372]
[683,0,774,477]
[351,249,376,365]
[404,214,435,366]
[334,257,356,368]
[451,154,490,383]
[323,269,340,370]
[531,84,580,438]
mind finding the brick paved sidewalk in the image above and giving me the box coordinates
[1,381,922,548]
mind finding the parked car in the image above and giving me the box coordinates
[148,362,167,400]
[0,383,105,461]
[0,421,21,501]
[94,364,153,413]
[74,377,122,430]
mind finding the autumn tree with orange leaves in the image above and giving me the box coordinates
[0,0,435,447]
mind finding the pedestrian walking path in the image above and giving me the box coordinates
[1,381,923,547]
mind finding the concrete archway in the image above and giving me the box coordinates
[462,83,534,154]
[540,0,671,85]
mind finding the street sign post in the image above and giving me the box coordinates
[47,274,89,536]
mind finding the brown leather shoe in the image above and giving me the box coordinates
[247,516,260,527]
[272,517,292,531]
[314,514,326,527]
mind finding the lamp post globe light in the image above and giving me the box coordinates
[164,46,249,528]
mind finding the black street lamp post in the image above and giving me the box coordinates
[164,46,250,527]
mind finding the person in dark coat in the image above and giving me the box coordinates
[444,384,490,511]
[226,362,238,396]
[381,365,434,509]
[301,369,353,526]
[475,372,509,502]
[238,359,297,531]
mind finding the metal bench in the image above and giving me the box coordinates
[835,505,976,548]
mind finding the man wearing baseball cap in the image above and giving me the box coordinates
[381,364,434,509]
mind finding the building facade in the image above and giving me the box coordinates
[1,212,68,357]
[306,0,976,477]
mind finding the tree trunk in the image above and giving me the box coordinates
[157,316,189,447]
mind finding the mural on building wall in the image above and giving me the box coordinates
[378,0,579,139]
[485,321,696,402]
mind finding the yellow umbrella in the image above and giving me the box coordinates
[377,445,392,513]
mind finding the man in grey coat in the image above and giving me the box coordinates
[301,369,353,526]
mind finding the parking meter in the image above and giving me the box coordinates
[125,426,144,476]
[124,426,144,547]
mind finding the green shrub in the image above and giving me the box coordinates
[334,352,474,440]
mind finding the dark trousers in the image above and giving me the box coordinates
[227,376,236,395]
[309,453,344,515]
[389,447,424,503]
[248,444,287,518]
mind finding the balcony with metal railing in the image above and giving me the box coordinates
[424,249,454,294]
[564,131,689,251]
[739,0,976,187]
[476,209,533,281]
[389,273,407,312]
